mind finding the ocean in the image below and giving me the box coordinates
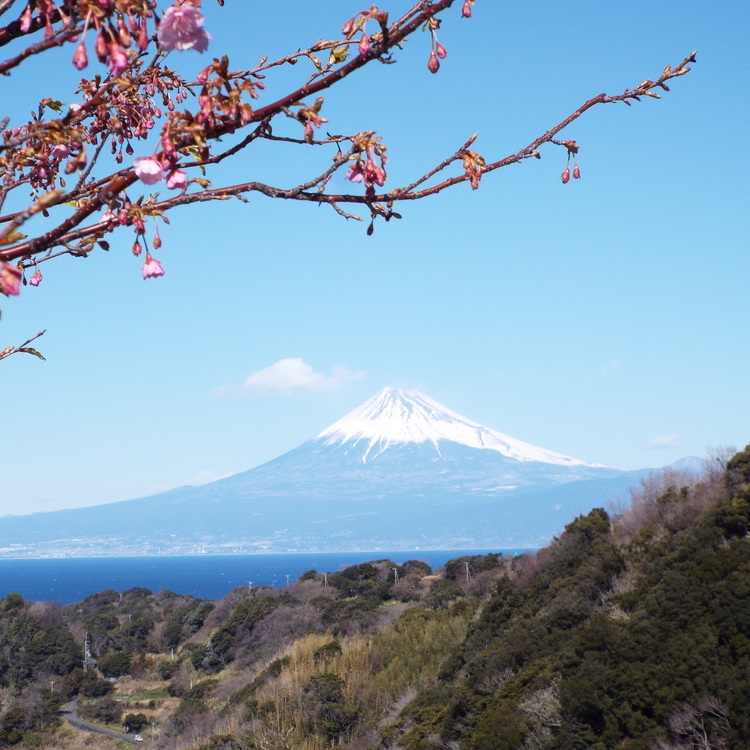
[0,550,527,604]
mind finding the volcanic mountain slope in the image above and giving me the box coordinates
[0,388,654,556]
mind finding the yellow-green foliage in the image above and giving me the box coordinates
[243,604,472,748]
[370,606,470,694]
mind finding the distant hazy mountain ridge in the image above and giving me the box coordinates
[0,388,656,557]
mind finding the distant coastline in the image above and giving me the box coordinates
[0,549,533,604]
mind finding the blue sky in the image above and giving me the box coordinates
[1,1,748,517]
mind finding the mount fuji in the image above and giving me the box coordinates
[0,388,655,557]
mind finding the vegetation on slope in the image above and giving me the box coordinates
[0,446,749,749]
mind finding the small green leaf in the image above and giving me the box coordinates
[19,347,45,361]
[329,46,349,65]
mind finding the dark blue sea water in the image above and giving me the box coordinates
[0,550,527,604]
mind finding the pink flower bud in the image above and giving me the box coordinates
[132,240,142,256]
[428,49,440,74]
[95,30,110,62]
[435,42,447,59]
[20,5,32,32]
[28,269,43,287]
[358,33,370,56]
[137,19,149,51]
[561,166,571,184]
[117,18,131,47]
[72,41,88,70]
[573,163,581,179]
[462,0,473,17]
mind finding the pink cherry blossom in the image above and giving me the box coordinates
[364,151,386,187]
[142,252,165,279]
[133,156,165,185]
[345,161,365,183]
[28,269,43,287]
[158,5,210,53]
[108,44,129,77]
[50,144,71,160]
[0,263,22,296]
[573,163,581,179]
[166,169,188,190]
[561,166,571,184]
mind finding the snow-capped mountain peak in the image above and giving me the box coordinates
[315,387,605,467]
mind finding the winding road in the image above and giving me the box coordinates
[62,701,144,746]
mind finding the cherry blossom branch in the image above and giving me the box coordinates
[0,0,457,263]
[0,1,695,288]
[0,49,696,261]
[0,329,46,361]
[244,0,456,127]
[0,19,80,74]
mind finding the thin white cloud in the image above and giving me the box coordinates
[214,357,365,397]
[647,434,684,450]
[599,359,621,376]
[185,470,235,486]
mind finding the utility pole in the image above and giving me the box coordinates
[83,633,92,672]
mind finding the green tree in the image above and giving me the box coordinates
[123,712,149,733]
[97,651,131,678]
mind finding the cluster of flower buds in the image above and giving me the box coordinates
[345,133,388,192]
[28,267,43,287]
[71,1,155,78]
[191,56,260,134]
[462,149,485,190]
[106,194,167,279]
[425,17,447,74]
[341,5,389,57]
[297,98,327,142]
[559,140,581,183]
[561,160,581,183]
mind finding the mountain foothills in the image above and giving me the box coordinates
[1,446,749,749]
[1,388,656,556]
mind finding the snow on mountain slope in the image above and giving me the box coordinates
[315,387,608,467]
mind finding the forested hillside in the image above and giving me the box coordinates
[1,447,749,749]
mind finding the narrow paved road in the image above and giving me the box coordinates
[62,701,143,745]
